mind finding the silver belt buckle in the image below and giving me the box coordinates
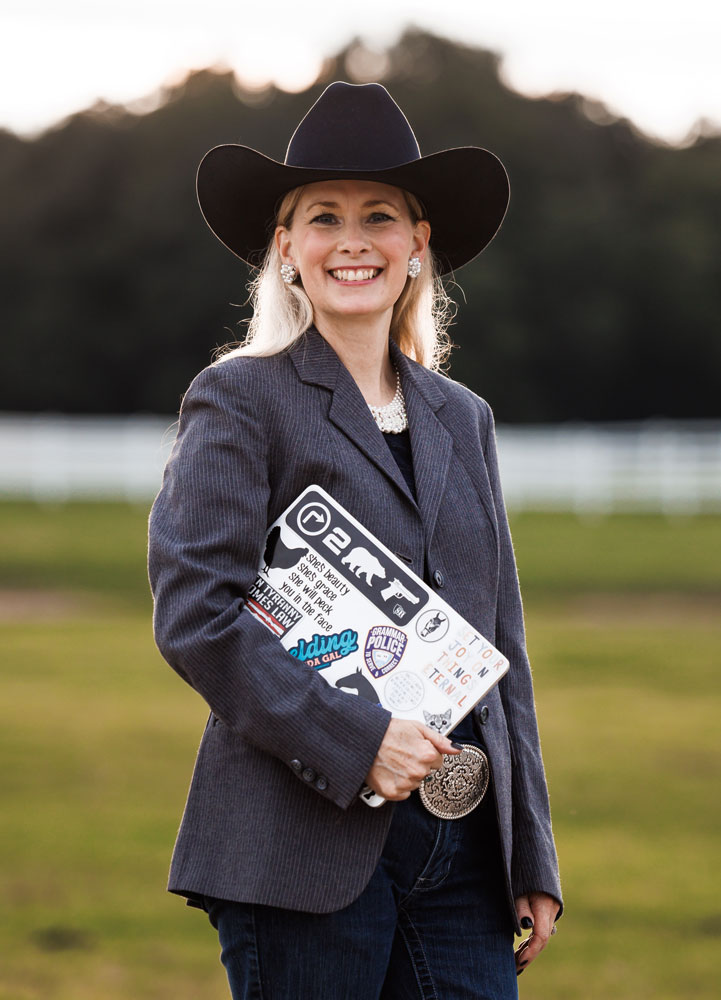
[419,744,490,819]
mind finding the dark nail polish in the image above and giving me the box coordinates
[520,960,528,967]
[516,969,524,977]
[450,741,464,750]
[520,916,533,929]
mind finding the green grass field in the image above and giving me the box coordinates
[1,502,719,999]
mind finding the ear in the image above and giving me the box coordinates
[275,226,294,265]
[411,219,431,261]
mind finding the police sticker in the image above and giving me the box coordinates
[364,625,407,678]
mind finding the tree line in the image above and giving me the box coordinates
[1,29,719,422]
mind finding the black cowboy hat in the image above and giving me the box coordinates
[197,81,509,274]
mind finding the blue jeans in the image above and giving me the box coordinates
[203,773,517,1000]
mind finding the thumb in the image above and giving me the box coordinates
[515,894,534,929]
[421,726,460,755]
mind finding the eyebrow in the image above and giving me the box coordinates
[304,199,400,212]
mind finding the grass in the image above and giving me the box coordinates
[510,510,721,596]
[2,503,721,606]
[0,501,153,608]
[0,502,720,999]
[0,613,227,1000]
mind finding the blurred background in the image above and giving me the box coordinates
[1,2,719,998]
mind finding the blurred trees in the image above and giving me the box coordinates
[1,29,719,421]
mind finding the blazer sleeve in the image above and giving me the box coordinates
[481,401,563,911]
[148,364,391,810]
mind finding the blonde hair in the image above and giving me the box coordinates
[215,186,454,371]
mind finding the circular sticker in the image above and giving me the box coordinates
[384,671,424,712]
[415,609,450,643]
[296,501,331,536]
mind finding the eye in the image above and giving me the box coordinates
[310,213,338,225]
[368,212,395,223]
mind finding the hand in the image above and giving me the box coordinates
[514,892,560,975]
[364,719,460,800]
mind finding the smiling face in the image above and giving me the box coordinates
[274,179,430,333]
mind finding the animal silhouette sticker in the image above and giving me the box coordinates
[335,667,380,704]
[341,546,386,586]
[263,525,308,574]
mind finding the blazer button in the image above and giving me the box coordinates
[479,705,490,725]
[290,759,302,772]
[315,776,328,791]
[433,569,445,588]
[302,767,316,783]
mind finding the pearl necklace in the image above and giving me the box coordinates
[368,369,408,434]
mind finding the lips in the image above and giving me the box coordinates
[329,267,382,282]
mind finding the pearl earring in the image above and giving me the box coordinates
[407,257,422,278]
[280,263,297,284]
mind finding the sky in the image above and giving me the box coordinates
[2,0,720,144]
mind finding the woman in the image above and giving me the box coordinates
[149,81,562,999]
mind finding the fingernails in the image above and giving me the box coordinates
[520,960,528,967]
[516,969,524,977]
[520,916,533,929]
[450,741,463,750]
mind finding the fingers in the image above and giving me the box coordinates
[515,929,546,967]
[364,719,458,800]
[515,930,545,976]
[528,891,560,941]
[401,721,446,773]
[513,892,560,975]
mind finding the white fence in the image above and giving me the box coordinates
[0,414,178,503]
[1,413,720,513]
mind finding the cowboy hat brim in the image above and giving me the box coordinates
[196,144,510,274]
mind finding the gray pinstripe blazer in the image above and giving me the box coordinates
[148,327,562,926]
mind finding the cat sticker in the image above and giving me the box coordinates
[423,708,452,734]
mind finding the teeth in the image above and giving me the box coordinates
[331,268,379,281]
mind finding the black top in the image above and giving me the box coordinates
[383,430,416,501]
[383,430,478,745]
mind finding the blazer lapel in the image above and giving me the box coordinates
[395,344,497,541]
[289,329,415,505]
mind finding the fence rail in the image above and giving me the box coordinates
[1,414,720,513]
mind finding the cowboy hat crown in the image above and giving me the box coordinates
[285,81,421,170]
[197,81,509,273]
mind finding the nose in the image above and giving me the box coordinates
[337,220,371,255]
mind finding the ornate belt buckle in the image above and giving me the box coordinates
[419,744,490,819]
